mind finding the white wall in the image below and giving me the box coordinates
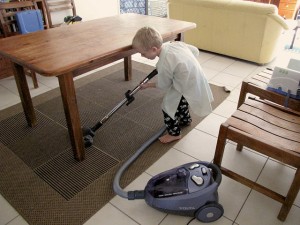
[74,0,120,21]
[51,0,120,25]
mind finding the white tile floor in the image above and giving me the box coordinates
[0,28,300,225]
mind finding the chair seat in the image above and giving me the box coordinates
[228,99,300,157]
[213,97,300,221]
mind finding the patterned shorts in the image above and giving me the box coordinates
[162,96,192,136]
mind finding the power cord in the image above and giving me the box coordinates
[186,217,196,225]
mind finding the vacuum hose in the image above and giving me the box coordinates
[199,161,222,186]
[113,126,166,200]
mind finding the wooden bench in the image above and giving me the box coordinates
[213,69,300,221]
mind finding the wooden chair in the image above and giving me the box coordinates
[0,1,40,88]
[13,0,50,29]
[0,1,39,37]
[44,0,76,28]
[213,70,300,221]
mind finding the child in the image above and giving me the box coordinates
[132,27,214,143]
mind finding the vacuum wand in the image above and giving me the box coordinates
[82,69,158,147]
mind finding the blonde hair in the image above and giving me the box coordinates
[132,27,163,51]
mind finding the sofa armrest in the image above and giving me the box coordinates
[269,14,289,30]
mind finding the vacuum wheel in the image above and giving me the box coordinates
[195,202,224,223]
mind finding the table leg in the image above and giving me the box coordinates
[13,63,37,127]
[124,56,132,81]
[175,33,183,41]
[58,72,85,161]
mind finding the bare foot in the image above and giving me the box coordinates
[159,134,181,143]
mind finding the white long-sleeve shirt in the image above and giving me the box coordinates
[156,41,214,119]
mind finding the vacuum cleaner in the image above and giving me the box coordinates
[82,69,158,147]
[84,68,224,222]
[113,127,224,223]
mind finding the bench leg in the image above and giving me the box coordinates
[278,168,300,221]
[213,123,228,167]
[237,82,248,108]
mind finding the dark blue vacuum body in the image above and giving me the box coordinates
[112,120,223,223]
[143,161,223,223]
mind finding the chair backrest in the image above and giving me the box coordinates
[0,1,39,37]
[44,0,76,28]
[15,9,44,34]
[14,0,50,29]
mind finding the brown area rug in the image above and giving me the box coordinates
[0,62,229,225]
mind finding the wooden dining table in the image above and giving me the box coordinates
[0,13,196,161]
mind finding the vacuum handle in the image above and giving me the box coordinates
[129,69,158,97]
[146,69,158,80]
[207,163,222,186]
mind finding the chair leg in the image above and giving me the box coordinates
[24,68,39,89]
[278,168,300,221]
[30,70,38,89]
[213,123,228,167]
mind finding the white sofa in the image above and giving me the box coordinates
[168,0,289,64]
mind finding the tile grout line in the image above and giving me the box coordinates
[232,157,269,223]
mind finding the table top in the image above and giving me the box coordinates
[0,13,196,77]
